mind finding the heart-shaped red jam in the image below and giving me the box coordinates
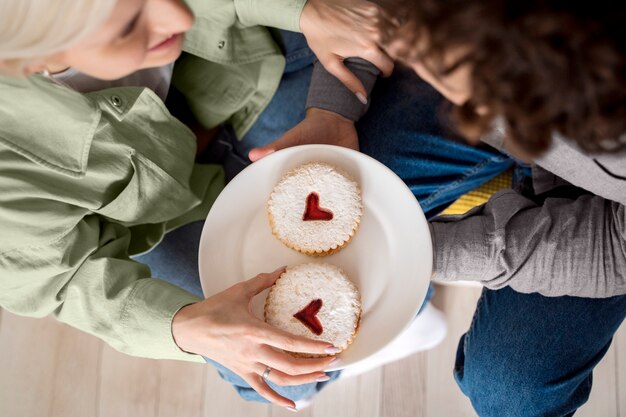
[293,299,323,335]
[303,192,333,221]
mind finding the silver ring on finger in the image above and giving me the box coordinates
[262,366,272,380]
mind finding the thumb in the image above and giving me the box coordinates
[249,126,303,162]
[244,266,287,297]
[323,58,368,104]
[248,147,275,162]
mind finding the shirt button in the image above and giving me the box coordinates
[217,40,226,49]
[110,95,123,107]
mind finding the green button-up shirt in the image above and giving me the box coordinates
[0,0,305,362]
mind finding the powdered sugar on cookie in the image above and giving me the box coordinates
[265,263,362,355]
[268,162,362,255]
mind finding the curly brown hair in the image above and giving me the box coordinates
[379,0,626,156]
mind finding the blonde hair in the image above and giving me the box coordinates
[0,0,117,73]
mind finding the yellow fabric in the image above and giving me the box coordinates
[441,170,513,215]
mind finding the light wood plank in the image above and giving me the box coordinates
[0,313,58,417]
[98,344,160,417]
[577,340,618,417]
[48,323,102,417]
[202,364,270,417]
[426,285,480,417]
[616,322,626,417]
[355,367,383,417]
[313,374,364,417]
[157,360,206,417]
[382,352,427,417]
[0,313,101,417]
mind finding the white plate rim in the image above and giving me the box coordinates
[198,144,432,371]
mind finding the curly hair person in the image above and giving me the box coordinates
[378,0,626,156]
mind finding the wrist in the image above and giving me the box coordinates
[306,107,354,125]
[299,0,318,35]
[171,302,197,353]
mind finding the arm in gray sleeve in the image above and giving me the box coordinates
[430,190,626,298]
[305,58,380,121]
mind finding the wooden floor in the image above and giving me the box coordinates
[0,285,624,417]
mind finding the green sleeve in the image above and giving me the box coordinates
[184,0,307,32]
[0,216,204,363]
[233,0,307,31]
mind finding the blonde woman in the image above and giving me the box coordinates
[0,0,404,410]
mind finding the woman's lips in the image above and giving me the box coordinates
[149,33,181,52]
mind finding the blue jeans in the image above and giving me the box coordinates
[454,287,625,417]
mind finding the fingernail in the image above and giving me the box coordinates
[286,406,298,412]
[249,148,274,161]
[355,92,368,105]
[248,149,259,161]
[325,346,341,354]
[273,266,287,273]
[329,357,341,366]
[317,375,331,382]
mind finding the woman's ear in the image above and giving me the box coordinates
[0,58,47,77]
[0,60,21,77]
[22,63,46,76]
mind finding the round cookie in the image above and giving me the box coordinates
[268,162,362,256]
[264,263,362,357]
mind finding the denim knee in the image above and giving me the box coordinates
[452,287,623,417]
[454,336,591,417]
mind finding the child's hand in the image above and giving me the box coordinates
[248,108,358,162]
[300,0,394,98]
[172,267,338,409]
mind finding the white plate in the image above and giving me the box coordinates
[199,145,432,371]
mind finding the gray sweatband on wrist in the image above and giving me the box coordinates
[305,57,380,121]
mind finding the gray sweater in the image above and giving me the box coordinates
[307,60,626,298]
[431,130,626,298]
